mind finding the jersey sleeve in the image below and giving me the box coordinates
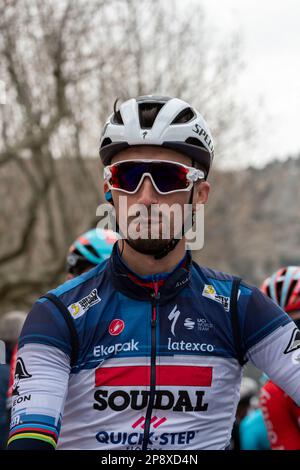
[260,381,300,450]
[242,287,300,405]
[7,299,71,450]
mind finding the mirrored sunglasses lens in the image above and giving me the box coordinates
[151,162,189,192]
[110,161,190,193]
[111,162,147,192]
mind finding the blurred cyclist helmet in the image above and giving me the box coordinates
[99,95,214,178]
[261,266,300,315]
[261,266,300,313]
[0,311,27,344]
[67,228,118,277]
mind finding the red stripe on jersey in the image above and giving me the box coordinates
[95,365,212,387]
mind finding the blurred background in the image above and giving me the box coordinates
[0,0,300,313]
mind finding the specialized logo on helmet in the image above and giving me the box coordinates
[192,124,214,154]
[202,284,230,312]
[284,328,300,354]
[68,289,101,319]
[109,319,125,336]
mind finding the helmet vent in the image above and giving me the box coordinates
[101,137,112,149]
[185,137,207,150]
[286,280,298,308]
[171,107,195,124]
[111,110,124,125]
[138,102,165,129]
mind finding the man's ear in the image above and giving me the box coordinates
[193,180,210,207]
[104,182,114,205]
[105,191,113,203]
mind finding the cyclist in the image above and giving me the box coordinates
[259,266,300,450]
[7,96,300,450]
[231,377,260,450]
[66,228,118,279]
[239,375,270,450]
[0,311,27,449]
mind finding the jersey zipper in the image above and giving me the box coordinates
[142,282,159,451]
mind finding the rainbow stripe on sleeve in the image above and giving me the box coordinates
[8,414,61,449]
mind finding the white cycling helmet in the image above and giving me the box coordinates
[99,95,214,177]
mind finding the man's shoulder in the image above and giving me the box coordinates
[191,261,254,296]
[47,259,109,306]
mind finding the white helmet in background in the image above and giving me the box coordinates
[99,95,214,177]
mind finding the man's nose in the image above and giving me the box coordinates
[136,176,159,205]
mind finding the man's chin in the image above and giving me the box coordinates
[125,238,172,256]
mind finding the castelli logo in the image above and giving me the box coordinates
[109,319,125,336]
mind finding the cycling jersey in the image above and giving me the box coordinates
[7,244,300,450]
[260,380,300,449]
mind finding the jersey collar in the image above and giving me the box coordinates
[108,242,191,303]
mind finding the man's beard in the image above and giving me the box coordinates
[125,237,171,256]
[117,204,186,256]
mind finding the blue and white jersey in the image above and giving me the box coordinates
[7,244,300,450]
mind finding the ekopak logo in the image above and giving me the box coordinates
[109,319,125,336]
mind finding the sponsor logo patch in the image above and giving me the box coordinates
[109,319,125,336]
[94,388,209,412]
[197,318,213,331]
[284,328,300,354]
[168,305,181,337]
[93,339,139,357]
[184,318,195,330]
[167,337,214,353]
[202,284,230,312]
[68,288,101,319]
[12,358,32,396]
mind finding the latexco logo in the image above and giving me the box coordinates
[167,338,214,353]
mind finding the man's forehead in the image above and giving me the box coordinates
[111,145,192,166]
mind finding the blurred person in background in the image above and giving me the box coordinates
[239,374,270,450]
[0,311,27,449]
[66,228,119,279]
[231,377,259,450]
[259,267,300,450]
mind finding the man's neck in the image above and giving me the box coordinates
[118,239,187,276]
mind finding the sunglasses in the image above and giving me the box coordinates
[103,159,205,195]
